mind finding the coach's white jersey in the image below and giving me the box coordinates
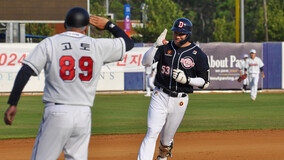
[245,57,264,74]
[23,31,125,106]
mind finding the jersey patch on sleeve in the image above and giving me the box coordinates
[165,50,173,56]
[180,56,195,69]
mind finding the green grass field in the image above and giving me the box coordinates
[0,93,283,139]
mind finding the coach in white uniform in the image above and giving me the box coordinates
[4,7,133,160]
[245,49,265,101]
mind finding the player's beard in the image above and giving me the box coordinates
[174,38,190,47]
[174,38,182,47]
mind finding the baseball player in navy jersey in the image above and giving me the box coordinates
[245,49,265,101]
[137,18,210,160]
[239,54,249,92]
[4,7,133,160]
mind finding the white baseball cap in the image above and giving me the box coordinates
[250,49,256,54]
[244,54,248,58]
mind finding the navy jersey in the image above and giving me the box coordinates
[154,41,209,93]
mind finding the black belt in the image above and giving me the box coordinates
[158,87,187,97]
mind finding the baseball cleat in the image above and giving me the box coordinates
[157,156,167,160]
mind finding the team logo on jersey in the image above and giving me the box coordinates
[165,50,173,56]
[193,50,197,55]
[249,64,258,66]
[180,56,195,69]
[179,101,184,106]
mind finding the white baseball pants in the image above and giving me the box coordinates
[138,88,189,160]
[248,73,259,99]
[31,103,91,160]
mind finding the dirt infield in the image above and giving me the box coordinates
[0,129,283,160]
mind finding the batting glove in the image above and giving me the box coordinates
[155,29,169,47]
[173,69,189,84]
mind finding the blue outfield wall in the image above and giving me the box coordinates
[124,72,144,90]
[263,43,282,89]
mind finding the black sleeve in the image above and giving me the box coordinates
[260,67,264,71]
[196,49,210,82]
[7,64,35,106]
[105,21,134,51]
[198,70,209,83]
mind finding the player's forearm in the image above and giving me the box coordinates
[8,64,34,106]
[142,46,158,66]
[105,21,134,51]
[196,69,210,89]
[188,77,205,87]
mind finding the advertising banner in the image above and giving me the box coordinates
[0,43,43,92]
[102,47,149,73]
[0,44,148,92]
[0,43,265,92]
[199,42,263,89]
[0,43,37,72]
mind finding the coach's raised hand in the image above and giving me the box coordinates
[155,29,169,47]
[89,15,110,30]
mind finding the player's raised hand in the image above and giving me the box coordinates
[173,69,188,84]
[4,105,17,125]
[155,29,169,47]
[89,15,110,30]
